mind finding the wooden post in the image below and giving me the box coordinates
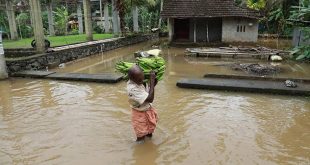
[29,0,45,53]
[194,19,197,43]
[77,2,84,34]
[83,0,93,41]
[206,21,209,43]
[104,3,110,33]
[5,0,18,40]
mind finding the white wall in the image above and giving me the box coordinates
[168,18,174,42]
[222,18,258,42]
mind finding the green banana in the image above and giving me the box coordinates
[115,56,166,81]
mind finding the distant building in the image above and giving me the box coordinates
[161,0,260,43]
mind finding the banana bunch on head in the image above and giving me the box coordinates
[115,50,166,82]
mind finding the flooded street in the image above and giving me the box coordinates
[0,40,309,165]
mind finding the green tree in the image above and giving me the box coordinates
[54,6,68,35]
[247,0,266,10]
[289,0,310,61]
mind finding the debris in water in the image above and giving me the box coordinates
[285,80,297,88]
[231,63,280,76]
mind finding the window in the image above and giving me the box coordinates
[237,25,246,33]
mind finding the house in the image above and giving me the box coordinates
[161,0,260,43]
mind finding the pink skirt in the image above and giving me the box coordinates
[131,107,158,138]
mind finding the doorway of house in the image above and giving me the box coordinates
[174,19,190,41]
[207,18,222,42]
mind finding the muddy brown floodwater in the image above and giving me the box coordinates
[0,39,309,165]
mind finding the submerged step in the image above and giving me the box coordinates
[204,74,310,83]
[177,78,310,96]
[12,71,56,78]
[46,73,123,83]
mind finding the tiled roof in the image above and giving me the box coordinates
[161,0,260,19]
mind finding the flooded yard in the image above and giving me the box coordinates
[0,40,309,165]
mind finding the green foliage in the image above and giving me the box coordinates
[289,0,310,22]
[247,0,266,10]
[42,11,49,34]
[93,24,105,34]
[291,45,310,61]
[139,7,158,32]
[289,0,310,61]
[69,28,79,35]
[54,6,68,36]
[268,8,288,35]
[125,13,133,31]
[0,11,9,39]
[3,34,114,48]
[16,12,33,38]
[235,0,243,5]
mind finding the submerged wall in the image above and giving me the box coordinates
[222,18,258,42]
[6,33,158,73]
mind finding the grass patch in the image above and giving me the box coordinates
[3,33,114,49]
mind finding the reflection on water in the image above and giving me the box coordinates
[0,40,309,165]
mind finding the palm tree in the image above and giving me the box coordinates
[104,1,110,33]
[83,0,93,41]
[29,0,45,53]
[46,0,55,36]
[77,1,84,34]
[5,0,18,40]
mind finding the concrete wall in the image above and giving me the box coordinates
[292,27,310,47]
[6,34,159,73]
[222,18,258,42]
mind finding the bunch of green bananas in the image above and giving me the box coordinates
[115,61,135,74]
[115,57,166,81]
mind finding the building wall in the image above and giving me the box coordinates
[168,18,174,42]
[292,27,310,47]
[189,19,195,42]
[222,18,258,42]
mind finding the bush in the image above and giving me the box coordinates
[93,24,105,34]
[69,28,79,35]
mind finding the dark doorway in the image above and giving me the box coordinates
[207,18,222,42]
[174,19,190,40]
[196,18,222,42]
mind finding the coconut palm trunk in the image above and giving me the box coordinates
[115,0,126,35]
[83,0,93,41]
[5,0,18,40]
[47,0,55,36]
[132,5,139,32]
[29,0,45,53]
[112,0,120,34]
[77,2,84,34]
[104,2,110,33]
[158,0,163,28]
